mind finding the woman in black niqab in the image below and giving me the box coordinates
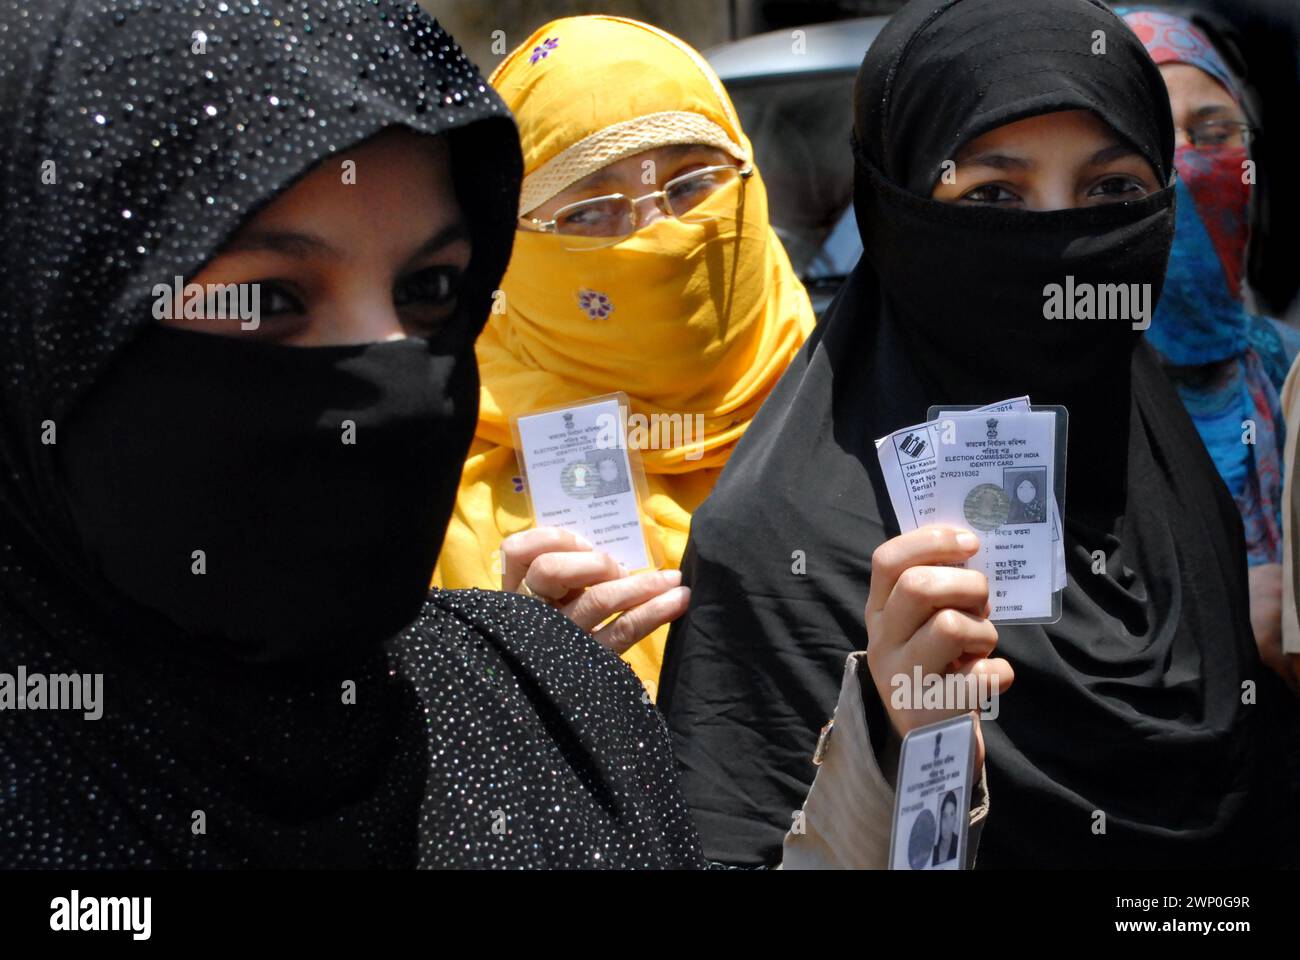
[660,0,1298,868]
[0,0,701,868]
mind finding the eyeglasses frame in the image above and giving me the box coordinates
[519,162,755,249]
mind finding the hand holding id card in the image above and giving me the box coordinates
[511,393,658,573]
[889,714,977,871]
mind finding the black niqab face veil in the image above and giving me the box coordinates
[848,0,1177,508]
[660,0,1299,868]
[0,0,522,866]
[3,0,519,664]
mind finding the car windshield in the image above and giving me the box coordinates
[726,72,857,277]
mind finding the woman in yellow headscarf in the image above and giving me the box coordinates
[433,15,815,688]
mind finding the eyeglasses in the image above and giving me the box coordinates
[520,163,754,251]
[1177,120,1254,150]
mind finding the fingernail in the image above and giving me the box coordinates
[617,562,628,577]
[956,531,979,551]
[661,569,682,586]
[574,534,594,550]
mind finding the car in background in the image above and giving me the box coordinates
[704,17,888,315]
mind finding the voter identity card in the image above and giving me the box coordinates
[875,417,946,530]
[888,714,976,871]
[511,394,655,573]
[931,399,1067,594]
[933,409,1057,621]
[876,397,1038,535]
[876,397,1065,624]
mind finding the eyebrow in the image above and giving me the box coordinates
[956,141,1141,173]
[407,221,470,260]
[956,150,1033,171]
[223,229,341,258]
[221,221,468,262]
[1191,103,1237,120]
[569,168,622,193]
[567,144,724,193]
[1083,142,1142,166]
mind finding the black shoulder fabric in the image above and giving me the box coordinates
[660,0,1299,867]
[401,589,704,869]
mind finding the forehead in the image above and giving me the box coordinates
[223,131,463,260]
[955,110,1118,159]
[254,131,450,220]
[1158,62,1236,110]
[570,143,732,189]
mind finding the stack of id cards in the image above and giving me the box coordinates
[875,396,1067,624]
[510,393,658,574]
[888,714,977,870]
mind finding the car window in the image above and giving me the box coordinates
[725,72,856,275]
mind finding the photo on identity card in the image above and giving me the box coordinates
[926,401,1069,623]
[888,714,977,871]
[1005,466,1048,525]
[511,393,658,574]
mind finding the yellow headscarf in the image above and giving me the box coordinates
[433,16,815,691]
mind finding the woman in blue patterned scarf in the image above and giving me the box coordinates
[1122,7,1300,690]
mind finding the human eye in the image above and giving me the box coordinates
[1197,122,1231,145]
[395,265,461,307]
[256,281,306,316]
[394,265,462,335]
[555,198,629,237]
[669,168,723,198]
[1191,120,1246,148]
[563,203,606,227]
[1086,174,1149,203]
[957,183,1021,205]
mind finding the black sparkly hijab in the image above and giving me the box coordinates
[0,0,524,867]
[661,0,1299,868]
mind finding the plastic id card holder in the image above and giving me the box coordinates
[510,392,660,574]
[926,403,1068,626]
[888,713,978,871]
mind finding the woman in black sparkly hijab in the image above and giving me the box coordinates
[0,0,708,868]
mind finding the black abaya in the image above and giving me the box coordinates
[0,0,701,869]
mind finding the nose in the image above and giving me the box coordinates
[1022,170,1087,212]
[318,294,407,346]
[1029,187,1077,212]
[633,192,667,228]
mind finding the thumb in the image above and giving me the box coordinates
[953,657,1014,770]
